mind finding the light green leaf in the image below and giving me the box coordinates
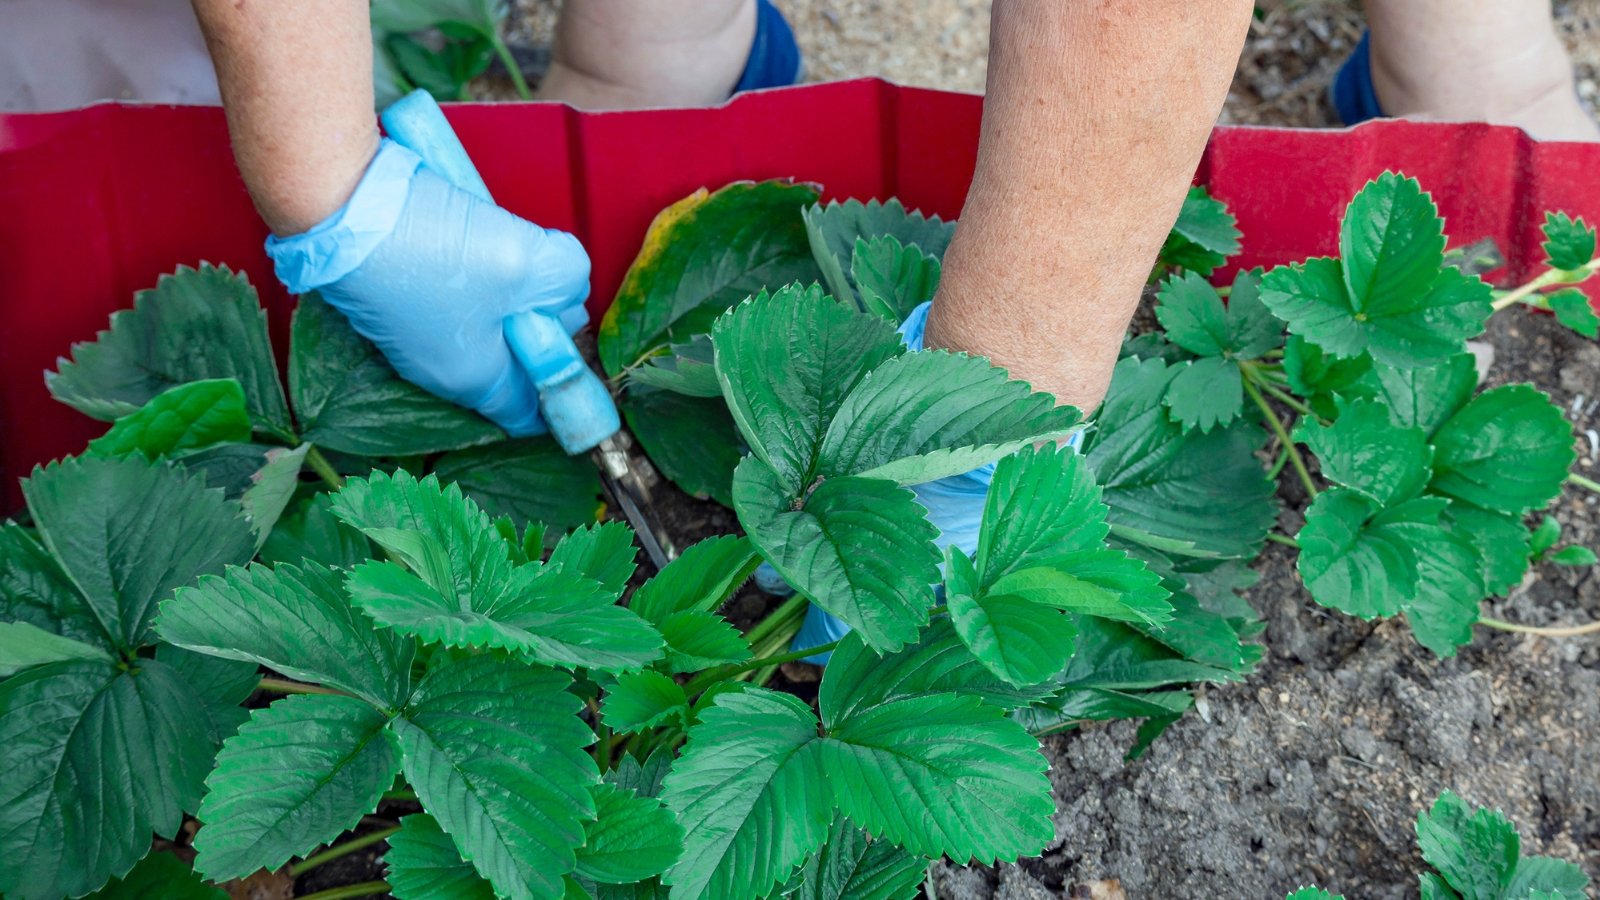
[23,455,255,652]
[1285,890,1344,900]
[161,561,414,708]
[630,534,758,623]
[0,659,223,899]
[661,688,833,900]
[385,812,498,900]
[976,443,1109,585]
[1362,353,1477,437]
[626,335,722,398]
[1548,545,1598,566]
[85,379,251,459]
[46,264,292,438]
[816,349,1081,484]
[1442,505,1530,597]
[1160,186,1241,275]
[1419,872,1462,900]
[394,655,597,900]
[290,294,503,455]
[1504,855,1590,898]
[602,670,688,733]
[713,284,903,486]
[1404,533,1486,658]
[575,784,684,884]
[370,0,500,34]
[259,493,374,570]
[548,521,638,595]
[1542,211,1597,271]
[788,816,928,900]
[1342,172,1448,313]
[195,694,399,880]
[599,181,824,376]
[947,574,1078,687]
[239,443,310,548]
[987,564,1169,625]
[432,438,602,535]
[1548,289,1599,339]
[1416,791,1520,899]
[83,851,226,900]
[658,611,753,673]
[1281,336,1374,419]
[1295,398,1433,506]
[1297,490,1444,619]
[0,621,110,677]
[1163,356,1243,433]
[1430,385,1576,515]
[1154,270,1278,360]
[0,523,104,647]
[734,457,940,653]
[851,234,941,323]
[803,198,954,308]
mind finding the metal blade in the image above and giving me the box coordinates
[592,435,676,570]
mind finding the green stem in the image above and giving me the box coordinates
[742,594,809,649]
[1479,616,1600,637]
[297,882,392,900]
[684,640,841,695]
[1491,258,1599,312]
[924,863,939,900]
[305,446,345,491]
[1257,381,1315,417]
[1267,446,1290,479]
[257,676,343,696]
[1265,532,1299,548]
[1568,472,1600,493]
[289,829,400,877]
[490,31,534,100]
[381,788,416,802]
[1241,376,1319,498]
[590,700,611,770]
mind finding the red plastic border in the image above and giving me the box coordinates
[2,78,1598,508]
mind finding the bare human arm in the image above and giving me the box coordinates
[925,0,1255,413]
[190,0,378,235]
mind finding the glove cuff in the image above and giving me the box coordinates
[264,139,423,294]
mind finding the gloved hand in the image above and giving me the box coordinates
[265,139,591,436]
[791,301,1082,663]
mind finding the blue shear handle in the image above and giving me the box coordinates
[379,89,619,455]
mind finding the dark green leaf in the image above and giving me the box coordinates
[1057,616,1250,692]
[259,493,374,570]
[1297,490,1445,619]
[1547,289,1599,339]
[803,198,954,308]
[1415,791,1520,899]
[1342,173,1447,312]
[46,264,292,438]
[195,694,399,880]
[239,443,310,548]
[23,456,254,652]
[85,379,251,459]
[1442,505,1530,596]
[83,852,226,900]
[788,816,927,900]
[1128,591,1256,671]
[946,548,1077,687]
[394,655,598,900]
[1430,385,1576,515]
[1295,398,1432,505]
[0,621,111,677]
[290,294,503,455]
[0,523,102,648]
[1281,336,1373,419]
[1404,534,1486,658]
[602,670,688,733]
[606,747,675,799]
[657,610,752,673]
[630,534,758,623]
[599,181,823,376]
[621,387,744,506]
[177,442,284,499]
[1542,211,1597,271]
[1530,515,1563,557]
[1163,356,1244,433]
[385,812,498,900]
[548,521,638,595]
[1160,187,1241,275]
[976,444,1108,585]
[433,438,603,535]
[851,234,941,323]
[1362,353,1477,438]
[1155,273,1231,357]
[574,784,684,884]
[627,335,722,398]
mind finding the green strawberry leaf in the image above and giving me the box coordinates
[1549,545,1598,566]
[1416,791,1520,899]
[1053,616,1251,692]
[733,456,940,653]
[621,388,744,506]
[630,535,758,623]
[946,547,1078,687]
[1281,336,1374,419]
[575,784,684,884]
[83,851,226,900]
[787,816,928,900]
[851,234,941,323]
[85,379,251,460]
[657,610,752,673]
[46,264,293,439]
[976,443,1109,584]
[289,294,503,455]
[1504,856,1590,898]
[1285,890,1344,900]
[602,670,688,733]
[0,523,102,647]
[1430,385,1576,515]
[1361,353,1477,437]
[1260,174,1492,367]
[0,620,112,677]
[259,493,375,571]
[548,521,639,595]
[626,335,722,398]
[24,455,255,653]
[598,180,823,376]
[1295,398,1433,506]
[803,198,954,308]
[161,560,415,708]
[1154,270,1279,360]
[432,438,602,536]
[1530,515,1563,557]
[1159,186,1242,275]
[815,348,1081,484]
[194,694,399,880]
[1404,533,1486,658]
[1547,289,1599,339]
[385,813,498,900]
[1542,211,1597,272]
[1296,489,1445,619]
[1163,356,1244,433]
[239,443,310,549]
[393,655,598,900]
[661,688,834,900]
[1442,505,1531,596]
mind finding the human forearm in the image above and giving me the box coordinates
[926,0,1253,412]
[191,0,379,234]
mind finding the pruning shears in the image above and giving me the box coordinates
[381,90,677,569]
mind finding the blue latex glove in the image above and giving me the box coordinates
[265,139,591,436]
[791,301,1084,663]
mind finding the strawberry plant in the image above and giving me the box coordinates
[1286,791,1590,899]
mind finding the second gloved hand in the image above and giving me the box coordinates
[265,139,591,436]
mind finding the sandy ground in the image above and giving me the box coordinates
[499,0,1600,130]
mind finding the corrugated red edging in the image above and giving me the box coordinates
[2,78,1598,509]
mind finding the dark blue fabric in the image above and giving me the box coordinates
[734,0,802,93]
[1331,31,1387,125]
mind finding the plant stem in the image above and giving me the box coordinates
[489,29,534,100]
[305,445,345,491]
[1257,381,1315,418]
[289,828,400,877]
[742,594,809,650]
[297,882,392,900]
[683,640,840,695]
[1267,446,1290,479]
[1490,259,1599,312]
[1568,472,1600,493]
[1242,376,1319,498]
[1479,616,1600,637]
[257,676,343,696]
[381,788,416,802]
[1265,532,1299,548]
